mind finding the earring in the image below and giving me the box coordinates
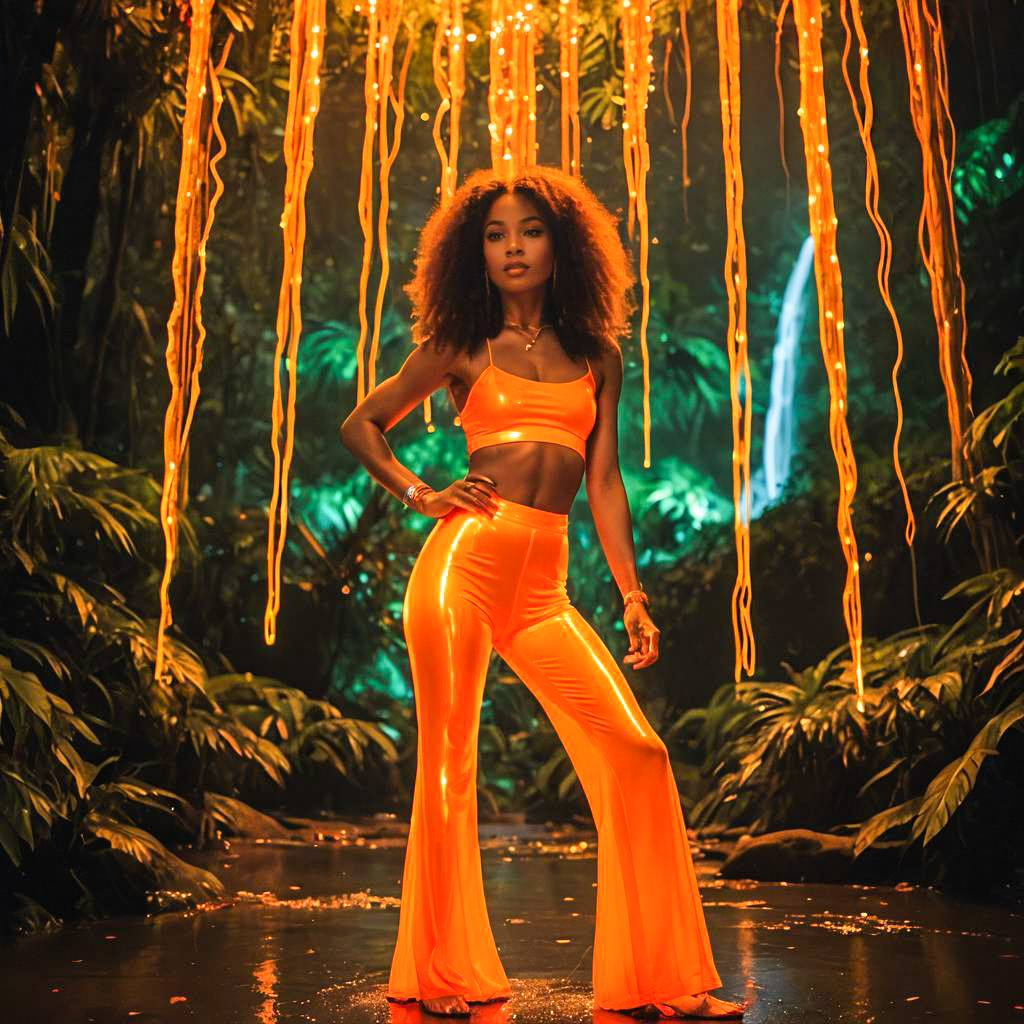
[551,261,558,291]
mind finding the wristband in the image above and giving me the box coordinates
[623,586,649,609]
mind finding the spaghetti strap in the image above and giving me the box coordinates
[485,336,494,366]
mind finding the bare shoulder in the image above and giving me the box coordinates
[343,334,465,434]
[593,336,624,395]
[407,335,461,376]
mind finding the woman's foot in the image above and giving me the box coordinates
[419,994,471,1017]
[622,992,746,1019]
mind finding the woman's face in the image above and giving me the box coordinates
[482,190,554,294]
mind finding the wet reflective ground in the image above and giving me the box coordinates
[3,823,1022,1023]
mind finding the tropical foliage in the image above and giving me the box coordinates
[0,413,398,933]
[1,0,1023,932]
[673,338,1024,890]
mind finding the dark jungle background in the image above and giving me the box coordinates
[1,0,1023,935]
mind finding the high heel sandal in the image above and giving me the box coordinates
[620,993,746,1019]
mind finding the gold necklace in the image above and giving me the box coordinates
[503,319,551,351]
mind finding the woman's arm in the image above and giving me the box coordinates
[585,342,660,669]
[584,343,641,597]
[339,340,450,501]
[339,340,499,517]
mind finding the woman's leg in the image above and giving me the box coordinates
[386,515,512,1006]
[494,604,724,1011]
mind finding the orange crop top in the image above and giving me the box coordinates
[455,337,598,461]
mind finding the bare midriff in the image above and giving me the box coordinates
[448,348,593,515]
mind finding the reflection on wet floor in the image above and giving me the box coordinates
[2,825,1022,1023]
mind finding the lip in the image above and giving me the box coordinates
[504,262,528,272]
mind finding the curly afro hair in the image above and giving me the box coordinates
[404,164,636,362]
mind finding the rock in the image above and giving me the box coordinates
[692,838,734,862]
[719,828,903,883]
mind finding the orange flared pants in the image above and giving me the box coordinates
[386,495,723,1010]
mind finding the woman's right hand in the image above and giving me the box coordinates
[420,473,501,519]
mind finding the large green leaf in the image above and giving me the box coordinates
[0,656,52,726]
[911,694,1024,846]
[852,796,923,856]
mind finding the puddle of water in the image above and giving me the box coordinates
[2,835,1022,1023]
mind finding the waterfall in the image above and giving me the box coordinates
[750,234,815,518]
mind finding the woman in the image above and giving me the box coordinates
[340,165,746,1021]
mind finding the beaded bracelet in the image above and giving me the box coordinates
[623,587,649,609]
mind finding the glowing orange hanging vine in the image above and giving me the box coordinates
[422,0,467,430]
[263,0,326,645]
[355,0,380,403]
[488,0,539,176]
[836,0,916,555]
[559,0,581,177]
[678,1,693,221]
[714,0,755,683]
[619,0,654,469]
[659,4,694,220]
[369,1,413,396]
[896,0,974,482]
[432,0,466,208]
[789,0,865,710]
[155,1,231,682]
[355,0,412,402]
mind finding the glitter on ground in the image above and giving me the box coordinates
[1,821,1021,1023]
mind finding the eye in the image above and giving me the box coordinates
[486,230,503,242]
[526,227,543,236]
